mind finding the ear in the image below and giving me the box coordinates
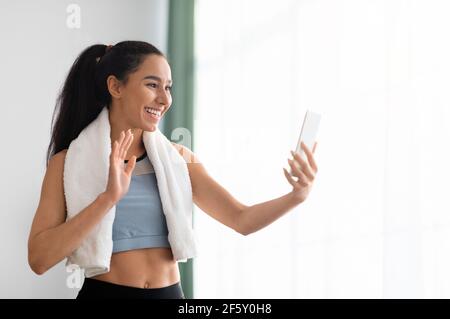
[106,75,123,99]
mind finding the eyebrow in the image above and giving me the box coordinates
[143,75,172,85]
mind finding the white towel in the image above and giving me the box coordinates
[63,107,197,278]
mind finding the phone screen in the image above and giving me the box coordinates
[290,110,321,174]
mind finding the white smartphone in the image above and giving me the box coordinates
[290,110,321,175]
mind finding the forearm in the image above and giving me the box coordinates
[239,192,301,235]
[29,192,116,274]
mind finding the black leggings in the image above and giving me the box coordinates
[76,278,185,299]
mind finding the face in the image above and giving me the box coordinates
[111,54,173,132]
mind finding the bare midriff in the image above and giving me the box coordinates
[91,247,180,289]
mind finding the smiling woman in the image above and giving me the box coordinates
[27,40,318,300]
[27,41,187,299]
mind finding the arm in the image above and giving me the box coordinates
[240,142,319,235]
[238,192,302,235]
[28,150,116,275]
[172,142,318,236]
[171,143,247,235]
[29,130,136,275]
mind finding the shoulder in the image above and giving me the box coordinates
[45,149,68,181]
[170,143,201,164]
[48,149,68,168]
[170,143,209,196]
[56,148,68,157]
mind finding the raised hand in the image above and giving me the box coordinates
[283,142,318,204]
[104,129,137,204]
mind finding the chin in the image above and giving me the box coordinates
[145,124,158,132]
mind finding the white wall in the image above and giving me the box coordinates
[0,0,168,298]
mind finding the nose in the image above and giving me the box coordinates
[156,87,171,107]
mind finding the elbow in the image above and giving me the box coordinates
[238,226,255,236]
[236,222,251,236]
[236,207,253,236]
[235,226,247,236]
[28,248,48,276]
[31,265,47,276]
[239,229,250,236]
[29,259,48,276]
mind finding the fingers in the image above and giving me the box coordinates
[125,155,137,175]
[120,130,133,159]
[118,130,126,150]
[290,149,315,180]
[288,158,309,187]
[111,141,118,159]
[300,142,318,173]
[111,130,134,162]
[111,131,125,160]
[115,130,129,157]
[283,168,298,188]
[111,131,124,159]
[118,131,127,159]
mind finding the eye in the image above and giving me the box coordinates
[166,86,172,92]
[146,83,158,88]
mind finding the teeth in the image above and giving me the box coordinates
[144,107,161,116]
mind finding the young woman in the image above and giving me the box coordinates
[27,41,318,299]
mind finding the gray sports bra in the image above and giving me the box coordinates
[112,151,171,253]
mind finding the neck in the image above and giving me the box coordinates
[108,105,146,158]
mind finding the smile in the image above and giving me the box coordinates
[144,107,162,119]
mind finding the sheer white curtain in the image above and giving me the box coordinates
[193,0,450,298]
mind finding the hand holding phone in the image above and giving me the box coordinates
[289,110,321,175]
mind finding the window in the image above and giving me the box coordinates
[194,0,450,298]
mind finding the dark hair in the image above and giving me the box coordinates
[46,40,164,166]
